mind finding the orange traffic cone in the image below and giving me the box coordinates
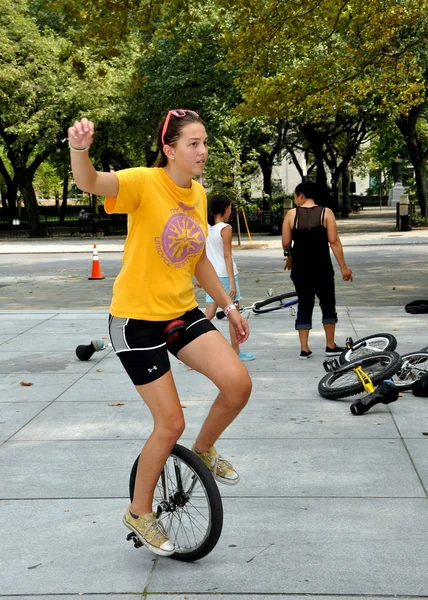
[88,244,105,280]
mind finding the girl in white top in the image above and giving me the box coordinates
[205,194,255,361]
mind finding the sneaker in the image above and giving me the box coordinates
[325,344,346,356]
[239,352,255,361]
[192,444,240,485]
[299,350,313,359]
[123,508,174,557]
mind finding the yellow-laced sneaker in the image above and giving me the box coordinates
[192,444,240,485]
[123,508,174,557]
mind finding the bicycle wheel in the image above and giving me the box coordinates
[252,292,298,314]
[129,444,223,562]
[339,333,397,364]
[318,351,402,400]
[392,352,428,391]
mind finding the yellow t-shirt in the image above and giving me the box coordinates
[105,167,207,320]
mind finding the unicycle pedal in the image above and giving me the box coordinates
[323,358,340,372]
[126,531,143,548]
[345,336,354,349]
[164,319,186,344]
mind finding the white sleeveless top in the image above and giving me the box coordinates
[206,222,238,278]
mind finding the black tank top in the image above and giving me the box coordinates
[291,206,333,274]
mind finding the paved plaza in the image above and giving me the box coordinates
[0,207,427,599]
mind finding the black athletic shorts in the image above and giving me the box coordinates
[108,307,217,386]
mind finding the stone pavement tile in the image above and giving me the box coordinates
[389,397,428,437]
[0,318,57,336]
[8,398,400,442]
[0,350,104,375]
[0,373,83,403]
[404,440,428,491]
[0,402,51,444]
[55,372,138,402]
[0,440,140,499]
[215,438,424,498]
[150,497,428,596]
[29,319,109,336]
[0,334,15,343]
[0,332,110,353]
[0,499,154,596]
[1,438,423,499]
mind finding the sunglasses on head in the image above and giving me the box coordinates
[161,109,199,146]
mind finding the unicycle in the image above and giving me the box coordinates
[128,444,223,561]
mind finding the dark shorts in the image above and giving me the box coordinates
[108,307,217,386]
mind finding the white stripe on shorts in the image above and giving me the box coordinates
[109,316,166,353]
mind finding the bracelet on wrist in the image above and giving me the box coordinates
[69,141,89,153]
[223,304,237,317]
[283,248,292,257]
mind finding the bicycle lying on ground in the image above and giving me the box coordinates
[216,289,298,319]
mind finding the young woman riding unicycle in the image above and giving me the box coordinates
[68,110,252,558]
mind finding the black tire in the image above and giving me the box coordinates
[252,292,298,314]
[129,444,223,562]
[339,333,397,364]
[318,351,402,400]
[392,352,428,391]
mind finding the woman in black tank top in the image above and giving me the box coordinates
[282,181,353,360]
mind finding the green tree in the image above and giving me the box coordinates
[0,0,131,234]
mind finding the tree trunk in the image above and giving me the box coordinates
[330,177,340,215]
[300,125,331,208]
[258,152,273,211]
[3,179,19,215]
[59,169,68,223]
[314,158,331,208]
[92,194,98,215]
[413,161,428,218]
[17,171,42,236]
[0,159,18,215]
[341,169,351,217]
[396,108,428,217]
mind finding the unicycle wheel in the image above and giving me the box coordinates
[129,444,223,561]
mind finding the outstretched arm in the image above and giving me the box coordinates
[68,118,119,198]
[325,208,353,281]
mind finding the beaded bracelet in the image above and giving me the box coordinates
[69,142,89,153]
[223,304,237,317]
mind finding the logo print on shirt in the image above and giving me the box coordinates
[161,213,204,264]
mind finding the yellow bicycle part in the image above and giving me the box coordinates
[354,365,375,393]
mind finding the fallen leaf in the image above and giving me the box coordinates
[422,432,428,436]
[108,402,124,406]
[20,381,33,386]
[180,403,187,408]
[96,368,103,372]
[255,279,260,283]
[64,508,70,512]
[392,287,396,290]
